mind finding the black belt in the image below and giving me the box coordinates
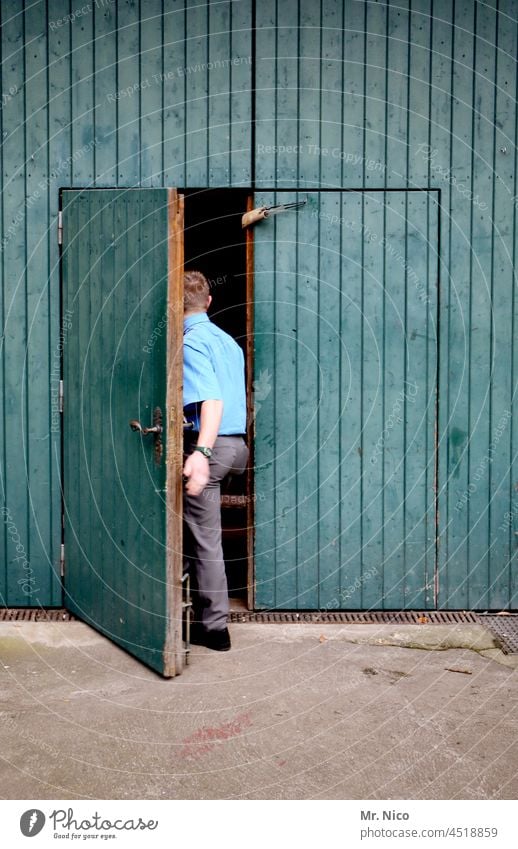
[184,432,246,438]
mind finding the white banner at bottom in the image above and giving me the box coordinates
[1,799,515,848]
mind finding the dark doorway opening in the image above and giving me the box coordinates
[183,188,253,610]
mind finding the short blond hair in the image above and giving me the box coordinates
[184,270,210,312]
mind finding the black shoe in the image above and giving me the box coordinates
[189,624,231,651]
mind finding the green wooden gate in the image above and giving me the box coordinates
[254,191,439,610]
[62,189,184,676]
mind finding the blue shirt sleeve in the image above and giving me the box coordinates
[183,341,223,404]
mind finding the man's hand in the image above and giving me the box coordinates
[183,450,210,497]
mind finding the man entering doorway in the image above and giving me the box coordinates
[182,270,249,651]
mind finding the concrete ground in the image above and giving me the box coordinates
[0,620,517,800]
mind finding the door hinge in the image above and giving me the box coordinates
[60,543,65,577]
[59,379,64,413]
[57,210,63,245]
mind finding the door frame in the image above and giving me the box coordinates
[165,189,185,674]
[245,194,255,610]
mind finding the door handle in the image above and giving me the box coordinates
[129,420,162,435]
[129,407,163,465]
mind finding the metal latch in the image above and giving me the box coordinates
[129,407,163,465]
[242,199,307,229]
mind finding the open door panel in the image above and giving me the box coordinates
[61,188,184,677]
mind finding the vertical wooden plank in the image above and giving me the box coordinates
[229,0,252,186]
[87,191,104,628]
[465,0,496,609]
[316,192,342,607]
[100,191,117,633]
[486,4,516,608]
[338,191,364,607]
[360,192,386,607]
[163,0,186,186]
[116,0,140,186]
[24,0,56,604]
[111,191,129,634]
[294,192,320,608]
[319,0,343,189]
[272,2,299,187]
[364,3,387,189]
[341,0,366,187]
[404,191,438,607]
[48,0,72,605]
[208,0,231,185]
[385,0,409,187]
[0,0,4,601]
[185,1,209,186]
[254,0,277,186]
[407,0,432,187]
[429,0,454,608]
[140,0,163,185]
[61,192,78,611]
[440,0,476,609]
[70,3,95,183]
[94,0,117,185]
[298,0,322,188]
[66,191,93,616]
[271,192,298,607]
[254,190,277,608]
[2,0,29,604]
[380,191,408,608]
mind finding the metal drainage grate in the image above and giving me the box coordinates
[229,610,479,624]
[476,615,518,654]
[0,608,76,622]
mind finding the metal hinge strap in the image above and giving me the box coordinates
[59,379,64,413]
[57,211,63,245]
[60,543,65,577]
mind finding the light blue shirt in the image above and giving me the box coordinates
[183,313,247,434]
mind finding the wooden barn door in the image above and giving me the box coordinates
[253,190,439,610]
[61,189,185,676]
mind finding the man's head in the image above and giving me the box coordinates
[184,270,212,315]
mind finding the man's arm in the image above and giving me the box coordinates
[183,399,223,496]
[196,398,223,449]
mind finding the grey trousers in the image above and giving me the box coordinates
[183,435,249,632]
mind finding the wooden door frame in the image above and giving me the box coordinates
[245,194,255,610]
[165,189,185,675]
